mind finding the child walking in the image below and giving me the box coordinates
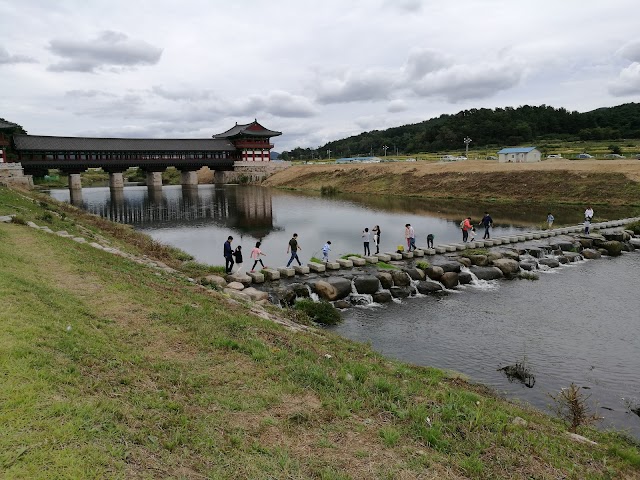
[232,245,243,273]
[322,241,332,262]
[250,241,266,272]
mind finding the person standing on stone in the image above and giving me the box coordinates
[232,245,243,273]
[462,217,472,242]
[547,212,554,229]
[469,225,477,242]
[585,206,594,222]
[405,224,416,251]
[479,212,493,239]
[224,236,234,274]
[322,240,332,262]
[427,233,434,249]
[250,241,266,272]
[372,225,381,254]
[286,233,302,267]
[584,218,591,234]
[362,228,371,256]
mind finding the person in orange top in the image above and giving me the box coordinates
[462,217,472,242]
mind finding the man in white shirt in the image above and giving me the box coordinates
[584,207,594,221]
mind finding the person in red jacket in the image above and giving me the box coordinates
[461,217,472,242]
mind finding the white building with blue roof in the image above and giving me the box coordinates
[497,146,541,163]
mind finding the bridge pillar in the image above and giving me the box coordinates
[214,170,226,184]
[69,186,83,206]
[68,173,82,190]
[147,185,163,203]
[181,170,198,187]
[109,172,124,189]
[146,171,163,188]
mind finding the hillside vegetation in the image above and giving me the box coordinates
[281,103,640,159]
[2,186,640,479]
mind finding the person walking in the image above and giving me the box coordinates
[547,212,554,229]
[479,212,493,239]
[286,233,302,267]
[584,206,594,222]
[405,224,416,251]
[461,217,472,242]
[469,225,477,242]
[322,241,332,262]
[372,225,381,254]
[224,236,234,274]
[362,228,371,256]
[232,245,243,273]
[250,241,266,272]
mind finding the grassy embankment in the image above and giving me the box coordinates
[1,185,640,479]
[263,159,640,207]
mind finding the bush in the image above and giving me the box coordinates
[549,383,601,433]
[320,185,340,196]
[294,299,341,325]
[416,261,430,270]
[10,215,27,225]
[627,221,640,235]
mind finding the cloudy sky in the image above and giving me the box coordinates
[1,0,639,151]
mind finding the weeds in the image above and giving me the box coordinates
[416,261,430,270]
[320,185,340,196]
[549,383,602,433]
[294,299,341,325]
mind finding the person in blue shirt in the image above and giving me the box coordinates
[479,212,493,239]
[223,236,234,274]
[322,241,332,262]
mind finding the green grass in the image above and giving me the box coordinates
[376,262,399,270]
[2,185,640,479]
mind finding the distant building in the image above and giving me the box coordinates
[335,156,381,164]
[497,147,541,163]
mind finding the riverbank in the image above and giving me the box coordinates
[262,159,640,206]
[2,185,640,479]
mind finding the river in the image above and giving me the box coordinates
[48,184,640,438]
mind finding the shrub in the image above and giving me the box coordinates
[627,221,640,235]
[549,383,601,433]
[294,299,341,325]
[416,261,430,270]
[320,185,339,195]
[10,215,27,225]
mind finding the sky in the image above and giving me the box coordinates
[1,0,640,153]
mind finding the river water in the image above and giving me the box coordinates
[49,185,640,437]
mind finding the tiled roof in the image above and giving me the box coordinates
[497,147,538,154]
[13,135,235,152]
[214,120,281,139]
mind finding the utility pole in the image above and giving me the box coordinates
[382,145,389,157]
[326,149,331,160]
[463,136,472,159]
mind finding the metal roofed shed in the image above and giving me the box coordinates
[497,147,541,163]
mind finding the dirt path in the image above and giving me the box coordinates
[263,159,640,206]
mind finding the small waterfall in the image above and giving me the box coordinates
[349,278,374,306]
[460,266,498,290]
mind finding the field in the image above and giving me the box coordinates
[263,158,640,207]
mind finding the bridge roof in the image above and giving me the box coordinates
[214,120,281,139]
[13,135,235,152]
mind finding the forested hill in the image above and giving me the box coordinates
[282,103,640,159]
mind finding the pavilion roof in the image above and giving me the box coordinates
[13,135,235,152]
[213,120,282,139]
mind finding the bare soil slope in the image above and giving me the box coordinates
[263,159,640,205]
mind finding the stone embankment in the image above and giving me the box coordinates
[203,217,640,309]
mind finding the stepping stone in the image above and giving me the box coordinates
[73,237,86,243]
[247,271,265,283]
[308,262,326,273]
[374,253,391,262]
[293,265,310,275]
[491,239,502,245]
[434,246,447,254]
[453,244,467,251]
[27,221,39,228]
[532,234,541,239]
[56,230,71,237]
[444,245,457,252]
[348,256,366,266]
[262,268,281,280]
[401,251,414,259]
[326,261,340,270]
[277,267,295,277]
[363,256,379,263]
[524,234,534,240]
[336,258,353,268]
[384,252,402,260]
[509,236,519,242]
[517,236,526,242]
[0,215,13,223]
[423,248,436,255]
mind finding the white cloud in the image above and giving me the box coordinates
[609,63,640,96]
[0,46,37,65]
[48,31,162,72]
[387,99,408,113]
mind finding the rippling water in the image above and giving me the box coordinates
[333,254,640,437]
